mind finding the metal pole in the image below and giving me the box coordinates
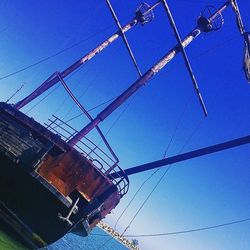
[57,72,119,165]
[14,2,160,110]
[68,1,230,146]
[161,0,208,116]
[109,135,250,178]
[106,0,142,76]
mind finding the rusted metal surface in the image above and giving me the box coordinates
[37,149,119,202]
[0,102,122,228]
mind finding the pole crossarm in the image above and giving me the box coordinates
[109,135,250,178]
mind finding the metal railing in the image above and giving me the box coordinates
[45,115,129,197]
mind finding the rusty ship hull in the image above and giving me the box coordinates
[0,102,128,248]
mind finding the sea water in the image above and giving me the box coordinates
[0,226,128,250]
[46,227,128,250]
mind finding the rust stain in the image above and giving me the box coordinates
[37,148,115,202]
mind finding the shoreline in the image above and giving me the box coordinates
[97,221,139,250]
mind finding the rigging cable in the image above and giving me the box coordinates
[52,74,97,117]
[62,77,96,119]
[25,66,83,114]
[98,96,194,250]
[0,21,117,82]
[92,217,250,238]
[117,60,235,237]
[124,217,250,237]
[5,83,26,103]
[113,97,191,231]
[55,37,124,120]
[0,5,134,83]
[120,116,205,237]
[61,32,239,124]
[25,29,124,115]
[24,33,239,115]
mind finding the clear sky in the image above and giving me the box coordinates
[0,1,250,250]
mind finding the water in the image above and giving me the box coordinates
[45,227,128,250]
[0,226,128,250]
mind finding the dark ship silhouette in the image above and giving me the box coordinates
[0,0,249,249]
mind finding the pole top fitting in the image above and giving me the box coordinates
[135,2,155,25]
[197,5,224,32]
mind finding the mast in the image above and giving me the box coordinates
[68,1,229,146]
[14,2,156,110]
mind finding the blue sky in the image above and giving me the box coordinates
[0,1,250,250]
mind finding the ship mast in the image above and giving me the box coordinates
[68,1,229,146]
[14,2,157,110]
